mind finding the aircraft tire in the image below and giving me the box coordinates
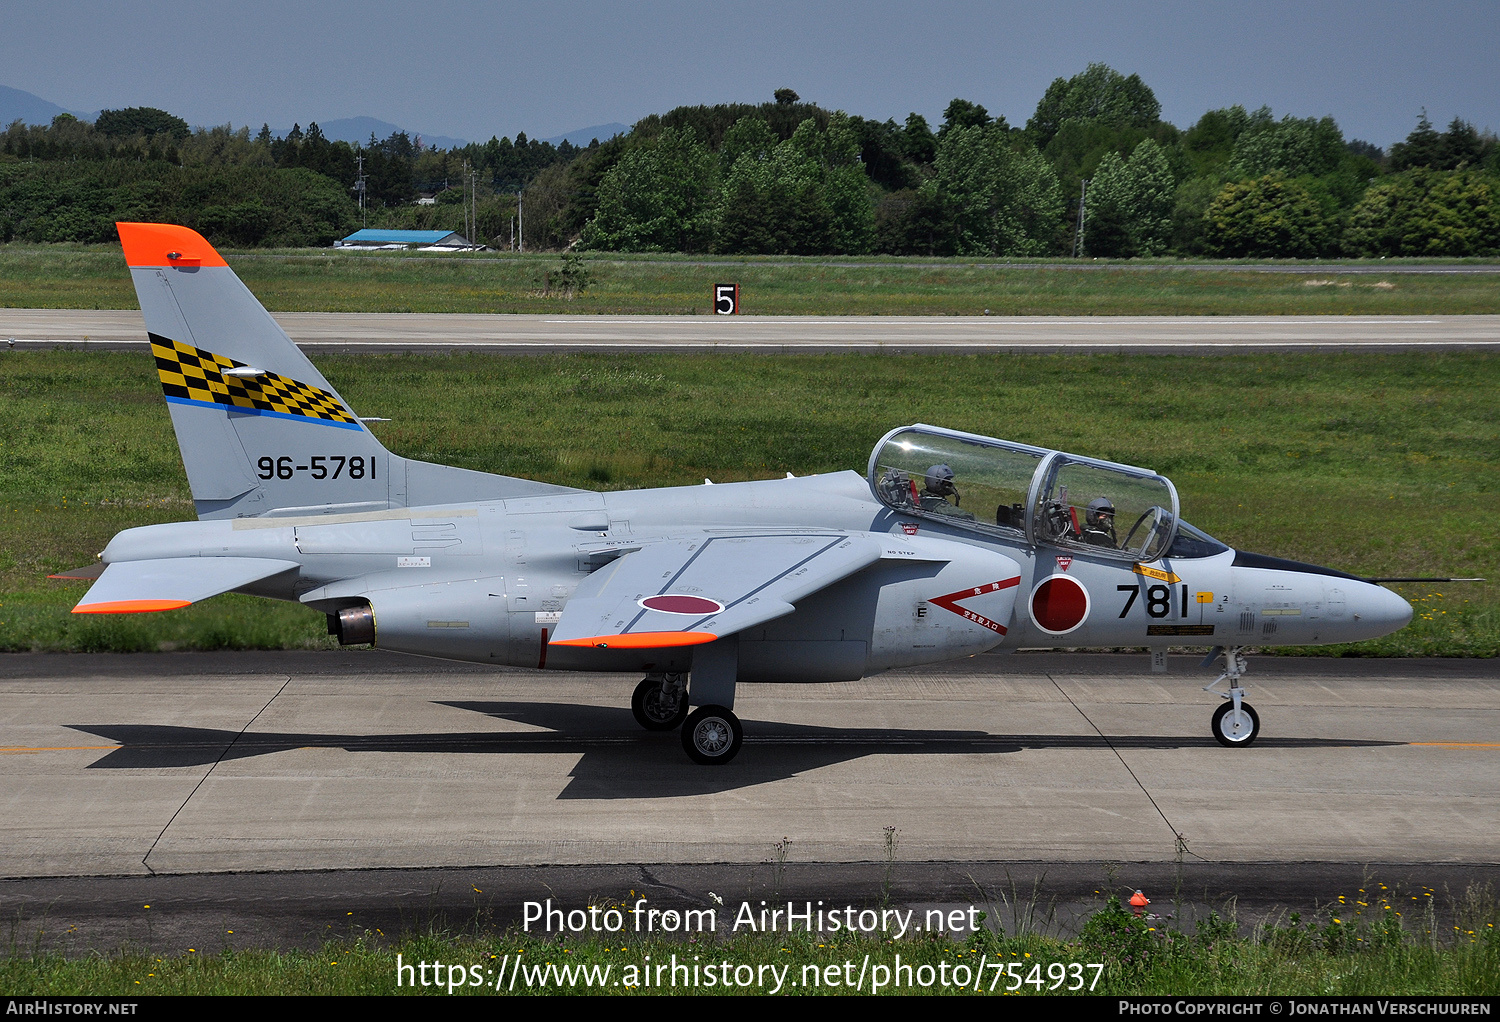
[681,705,743,765]
[1211,700,1260,747]
[632,677,688,731]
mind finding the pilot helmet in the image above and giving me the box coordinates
[924,464,957,496]
[1086,497,1116,527]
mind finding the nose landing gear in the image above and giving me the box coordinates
[1202,646,1260,747]
[1211,698,1260,745]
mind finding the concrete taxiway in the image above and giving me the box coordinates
[4,310,1500,353]
[2,651,1495,879]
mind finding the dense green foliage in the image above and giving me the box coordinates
[579,127,718,251]
[0,112,589,248]
[1345,169,1500,257]
[1203,176,1333,258]
[919,126,1063,256]
[0,161,355,246]
[2,349,1493,654]
[5,67,1498,254]
[1084,138,1175,256]
[1028,64,1163,151]
[92,106,189,141]
[713,116,875,256]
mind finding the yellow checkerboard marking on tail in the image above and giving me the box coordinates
[150,334,358,425]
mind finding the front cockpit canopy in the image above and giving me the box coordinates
[869,424,1181,561]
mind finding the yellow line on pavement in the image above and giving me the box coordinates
[0,745,122,754]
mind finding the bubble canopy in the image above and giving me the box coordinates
[868,424,1181,561]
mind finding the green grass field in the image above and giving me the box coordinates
[6,890,1497,995]
[3,244,1500,315]
[1,349,1494,655]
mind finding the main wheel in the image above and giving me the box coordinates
[1211,700,1260,747]
[631,677,688,731]
[681,705,743,765]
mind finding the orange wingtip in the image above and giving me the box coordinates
[116,223,228,268]
[550,630,718,649]
[72,599,192,615]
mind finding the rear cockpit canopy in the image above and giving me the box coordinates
[869,424,1186,561]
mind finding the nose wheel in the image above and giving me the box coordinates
[1202,646,1260,747]
[681,705,743,765]
[1211,699,1260,746]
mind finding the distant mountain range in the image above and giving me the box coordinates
[270,118,629,149]
[268,116,468,150]
[542,123,629,146]
[0,84,96,125]
[2,85,627,152]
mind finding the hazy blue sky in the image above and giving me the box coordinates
[4,0,1495,147]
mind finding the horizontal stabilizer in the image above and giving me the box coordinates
[72,557,301,614]
[50,563,107,581]
[550,532,883,649]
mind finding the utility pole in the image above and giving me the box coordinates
[517,190,523,253]
[461,159,471,244]
[353,154,367,227]
[1073,178,1087,258]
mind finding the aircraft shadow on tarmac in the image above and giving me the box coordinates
[68,702,1399,800]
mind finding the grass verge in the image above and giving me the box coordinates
[1,349,1494,655]
[4,887,1497,995]
[2,245,1500,315]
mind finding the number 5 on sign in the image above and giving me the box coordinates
[714,284,739,315]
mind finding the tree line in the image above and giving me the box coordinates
[0,108,586,246]
[3,69,1498,256]
[572,73,1499,258]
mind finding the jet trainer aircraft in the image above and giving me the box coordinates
[67,223,1415,764]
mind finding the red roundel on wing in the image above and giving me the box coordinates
[1030,576,1090,634]
[640,595,724,615]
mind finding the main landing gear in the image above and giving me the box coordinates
[1202,646,1260,747]
[631,673,745,764]
[681,705,743,765]
[631,674,689,731]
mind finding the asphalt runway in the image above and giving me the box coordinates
[5,309,1500,353]
[3,649,1496,949]
[3,650,1495,877]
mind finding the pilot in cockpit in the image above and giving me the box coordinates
[1081,497,1118,547]
[920,464,976,521]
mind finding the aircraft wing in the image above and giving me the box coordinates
[549,532,885,649]
[71,557,301,613]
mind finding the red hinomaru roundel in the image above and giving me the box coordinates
[638,594,726,616]
[1029,575,1091,635]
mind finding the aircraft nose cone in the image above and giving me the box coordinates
[1353,581,1413,636]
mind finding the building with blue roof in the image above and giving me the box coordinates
[335,229,476,250]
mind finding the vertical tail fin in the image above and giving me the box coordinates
[118,222,579,519]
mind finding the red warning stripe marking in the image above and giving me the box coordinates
[928,576,1021,635]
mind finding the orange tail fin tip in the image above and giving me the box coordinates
[116,223,228,268]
